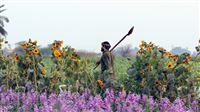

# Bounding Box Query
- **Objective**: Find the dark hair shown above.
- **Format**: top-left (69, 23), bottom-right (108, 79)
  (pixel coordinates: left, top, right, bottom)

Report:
top-left (102, 41), bottom-right (111, 50)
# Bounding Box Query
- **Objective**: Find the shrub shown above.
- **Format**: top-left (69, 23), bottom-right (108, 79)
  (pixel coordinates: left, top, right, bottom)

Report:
top-left (125, 41), bottom-right (200, 101)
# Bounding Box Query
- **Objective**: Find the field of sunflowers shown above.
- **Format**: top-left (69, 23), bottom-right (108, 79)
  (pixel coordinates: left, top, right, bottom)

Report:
top-left (0, 37), bottom-right (200, 112)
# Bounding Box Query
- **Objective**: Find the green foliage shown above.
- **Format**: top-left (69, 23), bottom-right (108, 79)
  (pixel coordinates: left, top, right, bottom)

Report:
top-left (125, 41), bottom-right (200, 101)
top-left (0, 38), bottom-right (199, 100)
top-left (16, 39), bottom-right (46, 92)
top-left (0, 37), bottom-right (19, 90)
top-left (48, 40), bottom-right (96, 93)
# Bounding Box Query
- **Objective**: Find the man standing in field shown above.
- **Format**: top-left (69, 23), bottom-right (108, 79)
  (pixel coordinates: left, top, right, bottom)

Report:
top-left (96, 41), bottom-right (116, 90)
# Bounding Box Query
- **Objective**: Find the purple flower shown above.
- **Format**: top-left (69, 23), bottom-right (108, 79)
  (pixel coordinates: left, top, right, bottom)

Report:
top-left (159, 98), bottom-right (172, 112)
top-left (169, 98), bottom-right (187, 112)
top-left (0, 89), bottom-right (198, 112)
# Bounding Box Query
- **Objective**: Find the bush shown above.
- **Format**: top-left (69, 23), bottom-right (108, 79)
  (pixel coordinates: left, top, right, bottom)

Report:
top-left (125, 41), bottom-right (200, 101)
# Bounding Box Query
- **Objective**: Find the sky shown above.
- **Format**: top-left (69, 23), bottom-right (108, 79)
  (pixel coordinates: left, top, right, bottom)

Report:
top-left (0, 0), bottom-right (199, 52)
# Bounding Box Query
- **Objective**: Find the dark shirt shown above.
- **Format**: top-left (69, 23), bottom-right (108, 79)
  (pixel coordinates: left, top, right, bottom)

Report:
top-left (100, 51), bottom-right (114, 73)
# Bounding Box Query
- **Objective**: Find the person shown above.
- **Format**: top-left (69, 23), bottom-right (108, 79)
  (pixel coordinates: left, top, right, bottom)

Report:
top-left (96, 41), bottom-right (115, 90)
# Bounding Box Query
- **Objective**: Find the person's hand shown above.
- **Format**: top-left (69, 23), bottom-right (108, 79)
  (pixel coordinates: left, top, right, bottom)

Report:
top-left (96, 60), bottom-right (100, 65)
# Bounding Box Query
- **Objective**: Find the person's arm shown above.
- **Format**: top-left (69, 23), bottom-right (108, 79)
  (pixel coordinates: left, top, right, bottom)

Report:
top-left (96, 60), bottom-right (100, 65)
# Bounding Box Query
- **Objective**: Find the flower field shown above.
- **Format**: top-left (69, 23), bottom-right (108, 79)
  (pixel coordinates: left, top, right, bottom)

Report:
top-left (0, 38), bottom-right (200, 111)
top-left (0, 89), bottom-right (199, 112)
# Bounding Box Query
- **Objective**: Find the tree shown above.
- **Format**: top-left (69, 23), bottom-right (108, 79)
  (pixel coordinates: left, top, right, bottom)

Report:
top-left (0, 4), bottom-right (9, 37)
top-left (170, 47), bottom-right (191, 55)
top-left (115, 44), bottom-right (131, 57)
top-left (39, 45), bottom-right (52, 57)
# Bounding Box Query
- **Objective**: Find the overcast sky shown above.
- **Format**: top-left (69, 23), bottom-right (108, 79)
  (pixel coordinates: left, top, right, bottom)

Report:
top-left (0, 0), bottom-right (199, 52)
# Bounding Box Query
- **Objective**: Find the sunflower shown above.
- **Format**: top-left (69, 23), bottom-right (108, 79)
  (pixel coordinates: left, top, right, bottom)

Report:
top-left (168, 52), bottom-right (173, 57)
top-left (41, 68), bottom-right (46, 76)
top-left (138, 49), bottom-right (144, 54)
top-left (32, 48), bottom-right (39, 55)
top-left (25, 43), bottom-right (30, 47)
top-left (56, 44), bottom-right (62, 49)
top-left (147, 47), bottom-right (152, 51)
top-left (172, 56), bottom-right (179, 62)
top-left (155, 80), bottom-right (161, 86)
top-left (53, 49), bottom-right (62, 58)
top-left (163, 52), bottom-right (168, 57)
top-left (139, 44), bottom-right (145, 49)
top-left (167, 63), bottom-right (173, 69)
top-left (97, 80), bottom-right (104, 88)
top-left (163, 52), bottom-right (173, 58)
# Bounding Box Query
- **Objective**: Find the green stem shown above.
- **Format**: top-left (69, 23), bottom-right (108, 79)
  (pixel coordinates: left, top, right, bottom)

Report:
top-left (33, 55), bottom-right (38, 91)
top-left (6, 64), bottom-right (9, 90)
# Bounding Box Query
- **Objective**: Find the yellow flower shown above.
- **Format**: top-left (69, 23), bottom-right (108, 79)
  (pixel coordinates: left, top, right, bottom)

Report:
top-left (138, 49), bottom-right (144, 54)
top-left (163, 52), bottom-right (168, 57)
top-left (167, 63), bottom-right (173, 69)
top-left (147, 47), bottom-right (152, 51)
top-left (139, 44), bottom-right (145, 49)
top-left (32, 48), bottom-right (39, 55)
top-left (97, 80), bottom-right (104, 88)
top-left (41, 68), bottom-right (46, 76)
top-left (172, 56), bottom-right (179, 62)
top-left (25, 43), bottom-right (30, 47)
top-left (168, 52), bottom-right (173, 57)
top-left (155, 80), bottom-right (161, 86)
top-left (54, 49), bottom-right (62, 58)
top-left (163, 52), bottom-right (173, 58)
